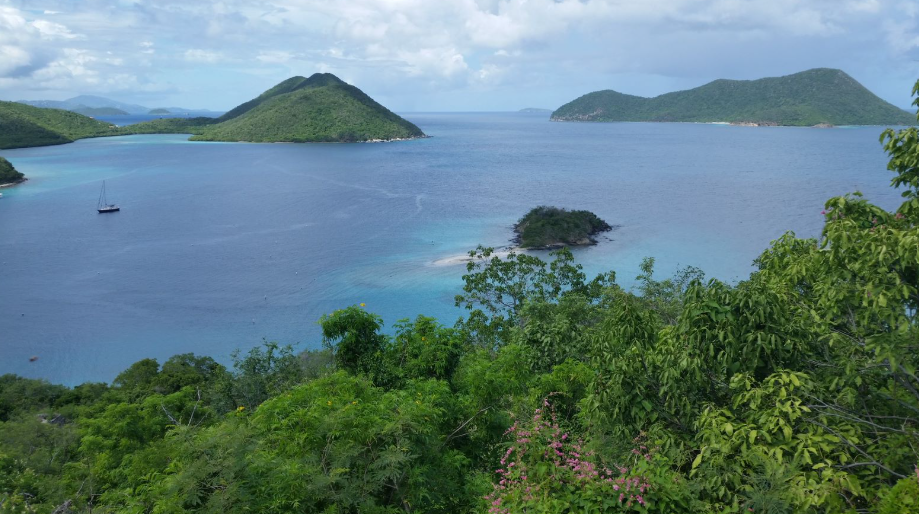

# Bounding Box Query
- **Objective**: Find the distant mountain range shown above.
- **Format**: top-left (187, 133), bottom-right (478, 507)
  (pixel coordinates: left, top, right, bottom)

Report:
top-left (551, 68), bottom-right (916, 127)
top-left (519, 108), bottom-right (552, 113)
top-left (17, 95), bottom-right (216, 116)
top-left (126, 73), bottom-right (425, 143)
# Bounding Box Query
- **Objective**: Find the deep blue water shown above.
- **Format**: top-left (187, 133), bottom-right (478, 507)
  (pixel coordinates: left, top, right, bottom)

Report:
top-left (0, 113), bottom-right (904, 385)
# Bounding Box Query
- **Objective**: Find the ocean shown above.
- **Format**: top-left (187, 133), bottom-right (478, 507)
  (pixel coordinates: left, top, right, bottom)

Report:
top-left (0, 112), bottom-right (904, 384)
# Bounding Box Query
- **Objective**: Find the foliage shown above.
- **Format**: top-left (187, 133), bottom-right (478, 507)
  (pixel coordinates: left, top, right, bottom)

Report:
top-left (320, 305), bottom-right (386, 376)
top-left (514, 206), bottom-right (613, 249)
top-left (0, 157), bottom-right (24, 185)
top-left (455, 246), bottom-right (614, 347)
top-left (552, 68), bottom-right (916, 126)
top-left (486, 399), bottom-right (693, 513)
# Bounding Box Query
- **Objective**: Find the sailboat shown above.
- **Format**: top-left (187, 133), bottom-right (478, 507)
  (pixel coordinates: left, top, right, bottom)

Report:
top-left (97, 181), bottom-right (120, 213)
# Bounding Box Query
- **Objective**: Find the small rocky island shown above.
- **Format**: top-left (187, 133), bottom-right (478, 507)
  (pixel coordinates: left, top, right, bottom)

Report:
top-left (0, 156), bottom-right (25, 186)
top-left (514, 206), bottom-right (613, 249)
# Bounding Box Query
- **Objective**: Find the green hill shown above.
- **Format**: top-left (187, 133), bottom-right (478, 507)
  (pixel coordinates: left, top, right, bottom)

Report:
top-left (0, 101), bottom-right (120, 149)
top-left (71, 106), bottom-right (129, 116)
top-left (551, 68), bottom-right (916, 126)
top-left (127, 73), bottom-right (425, 142)
top-left (148, 108), bottom-right (171, 115)
top-left (0, 156), bottom-right (24, 185)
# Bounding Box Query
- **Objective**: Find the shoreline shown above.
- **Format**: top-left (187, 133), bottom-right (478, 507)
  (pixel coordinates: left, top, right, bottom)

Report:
top-left (0, 177), bottom-right (28, 189)
top-left (430, 246), bottom-right (522, 267)
top-left (547, 119), bottom-right (890, 128)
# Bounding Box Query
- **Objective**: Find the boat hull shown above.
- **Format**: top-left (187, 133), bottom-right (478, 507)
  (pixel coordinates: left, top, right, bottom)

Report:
top-left (97, 206), bottom-right (120, 213)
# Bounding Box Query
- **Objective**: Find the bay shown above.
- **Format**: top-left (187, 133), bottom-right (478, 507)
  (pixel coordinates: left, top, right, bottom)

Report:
top-left (0, 112), bottom-right (903, 384)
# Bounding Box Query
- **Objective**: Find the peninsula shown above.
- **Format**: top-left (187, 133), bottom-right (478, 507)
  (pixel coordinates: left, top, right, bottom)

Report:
top-left (126, 73), bottom-right (425, 143)
top-left (0, 101), bottom-right (119, 149)
top-left (514, 206), bottom-right (613, 249)
top-left (71, 107), bottom-right (129, 116)
top-left (551, 68), bottom-right (916, 127)
top-left (0, 156), bottom-right (25, 186)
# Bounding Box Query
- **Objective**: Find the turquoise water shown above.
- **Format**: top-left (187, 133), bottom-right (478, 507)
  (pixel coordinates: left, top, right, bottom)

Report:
top-left (0, 113), bottom-right (903, 384)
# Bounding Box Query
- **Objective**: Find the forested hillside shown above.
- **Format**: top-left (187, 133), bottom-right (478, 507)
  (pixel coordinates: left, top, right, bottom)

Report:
top-left (0, 101), bottom-right (119, 149)
top-left (126, 73), bottom-right (425, 143)
top-left (0, 157), bottom-right (24, 185)
top-left (1, 84), bottom-right (919, 514)
top-left (552, 68), bottom-right (916, 126)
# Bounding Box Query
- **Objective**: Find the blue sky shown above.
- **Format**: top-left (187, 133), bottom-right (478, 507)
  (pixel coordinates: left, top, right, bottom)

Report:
top-left (2, 0), bottom-right (919, 112)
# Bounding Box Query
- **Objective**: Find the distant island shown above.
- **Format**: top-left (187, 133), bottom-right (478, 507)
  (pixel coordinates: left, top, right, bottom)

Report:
top-left (0, 101), bottom-right (119, 150)
top-left (519, 108), bottom-right (552, 113)
top-left (1, 73), bottom-right (425, 149)
top-left (514, 206), bottom-right (613, 249)
top-left (18, 96), bottom-right (213, 116)
top-left (148, 108), bottom-right (171, 115)
top-left (0, 156), bottom-right (25, 186)
top-left (71, 106), bottom-right (129, 116)
top-left (126, 73), bottom-right (425, 143)
top-left (551, 68), bottom-right (916, 127)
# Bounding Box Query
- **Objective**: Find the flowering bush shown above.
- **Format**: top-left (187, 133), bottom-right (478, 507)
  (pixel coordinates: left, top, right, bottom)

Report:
top-left (485, 398), bottom-right (691, 513)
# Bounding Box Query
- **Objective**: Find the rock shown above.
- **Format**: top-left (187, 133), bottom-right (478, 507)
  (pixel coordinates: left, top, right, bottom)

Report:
top-left (37, 413), bottom-right (68, 426)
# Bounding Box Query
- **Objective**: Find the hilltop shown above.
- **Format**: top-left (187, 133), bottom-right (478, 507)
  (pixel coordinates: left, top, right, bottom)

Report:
top-left (0, 156), bottom-right (24, 185)
top-left (551, 68), bottom-right (916, 126)
top-left (0, 101), bottom-right (119, 150)
top-left (127, 73), bottom-right (425, 143)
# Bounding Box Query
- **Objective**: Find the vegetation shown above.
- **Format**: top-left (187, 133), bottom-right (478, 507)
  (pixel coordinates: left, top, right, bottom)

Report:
top-left (127, 73), bottom-right (425, 143)
top-left (148, 109), bottom-right (171, 115)
top-left (69, 107), bottom-right (128, 116)
top-left (0, 157), bottom-right (24, 185)
top-left (552, 68), bottom-right (916, 126)
top-left (0, 101), bottom-right (120, 150)
top-left (2, 82), bottom-right (919, 514)
top-left (514, 206), bottom-right (613, 248)
top-left (4, 74), bottom-right (423, 149)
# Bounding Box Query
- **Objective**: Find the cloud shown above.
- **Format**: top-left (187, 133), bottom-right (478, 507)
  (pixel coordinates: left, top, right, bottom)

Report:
top-left (185, 49), bottom-right (223, 63)
top-left (0, 0), bottom-right (915, 109)
top-left (256, 50), bottom-right (293, 64)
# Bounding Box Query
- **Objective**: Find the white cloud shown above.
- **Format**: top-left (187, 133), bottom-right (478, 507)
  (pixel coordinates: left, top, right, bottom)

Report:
top-left (256, 50), bottom-right (293, 64)
top-left (0, 0), bottom-right (916, 109)
top-left (185, 49), bottom-right (223, 63)
top-left (0, 45), bottom-right (31, 75)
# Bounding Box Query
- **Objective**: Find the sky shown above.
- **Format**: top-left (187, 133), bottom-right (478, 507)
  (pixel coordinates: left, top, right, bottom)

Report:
top-left (2, 0), bottom-right (919, 112)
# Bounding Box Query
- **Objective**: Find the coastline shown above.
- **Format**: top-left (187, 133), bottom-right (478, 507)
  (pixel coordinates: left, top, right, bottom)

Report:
top-left (0, 177), bottom-right (28, 189)
top-left (431, 246), bottom-right (522, 267)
